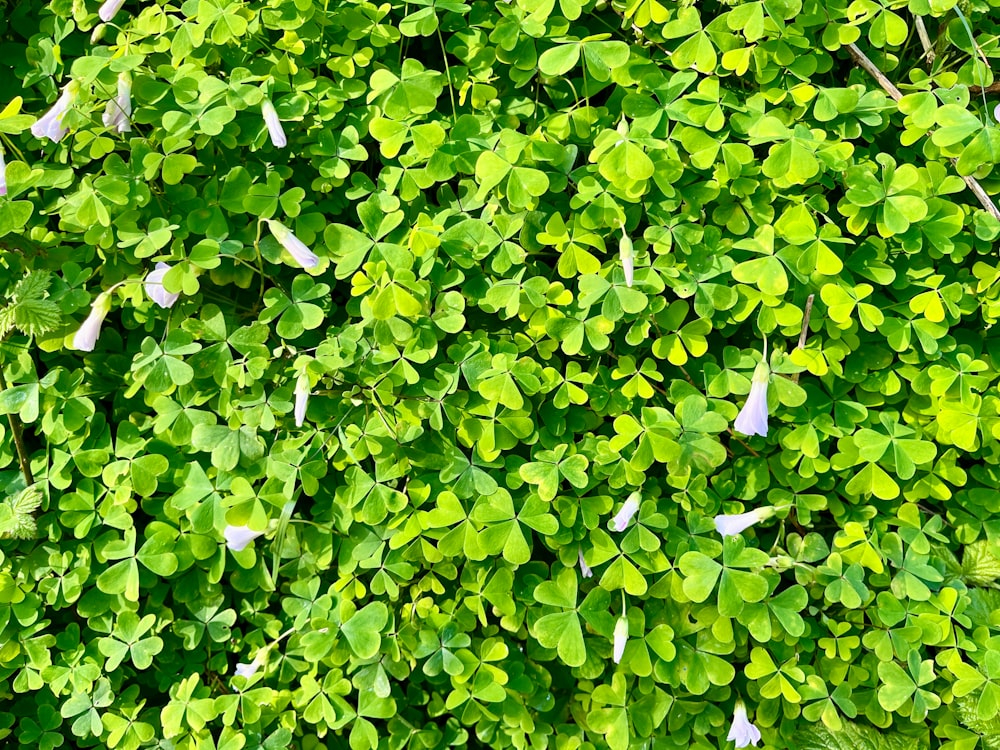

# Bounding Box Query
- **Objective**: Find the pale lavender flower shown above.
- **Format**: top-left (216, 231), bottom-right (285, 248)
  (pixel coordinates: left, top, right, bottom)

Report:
top-left (99, 0), bottom-right (127, 22)
top-left (612, 616), bottom-right (628, 664)
top-left (234, 653), bottom-right (264, 679)
top-left (294, 373), bottom-right (309, 427)
top-left (619, 227), bottom-right (633, 287)
top-left (727, 701), bottom-right (762, 748)
top-left (578, 549), bottom-right (593, 579)
top-left (71, 292), bottom-right (111, 352)
top-left (102, 73), bottom-right (132, 133)
top-left (0, 150), bottom-right (6, 197)
top-left (31, 82), bottom-right (79, 143)
top-left (224, 525), bottom-right (265, 552)
top-left (144, 262), bottom-right (180, 308)
top-left (261, 99), bottom-right (287, 148)
top-left (734, 356), bottom-right (770, 437)
top-left (265, 219), bottom-right (319, 269)
top-left (609, 492), bottom-right (641, 532)
top-left (714, 507), bottom-right (774, 538)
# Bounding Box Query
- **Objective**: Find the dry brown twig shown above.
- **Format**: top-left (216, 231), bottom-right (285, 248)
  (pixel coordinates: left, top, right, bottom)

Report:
top-left (845, 42), bottom-right (1000, 222)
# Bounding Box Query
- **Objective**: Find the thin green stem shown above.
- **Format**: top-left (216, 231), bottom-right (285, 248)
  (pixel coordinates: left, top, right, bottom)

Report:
top-left (0, 365), bottom-right (33, 486)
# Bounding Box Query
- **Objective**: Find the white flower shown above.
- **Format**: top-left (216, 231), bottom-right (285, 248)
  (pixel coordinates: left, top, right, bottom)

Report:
top-left (224, 525), bottom-right (265, 552)
top-left (71, 292), bottom-right (112, 352)
top-left (619, 227), bottom-right (633, 287)
top-left (734, 357), bottom-right (770, 437)
top-left (578, 549), bottom-right (593, 578)
top-left (144, 262), bottom-right (180, 308)
top-left (995, 102), bottom-right (1000, 126)
top-left (31, 81), bottom-right (78, 143)
top-left (612, 616), bottom-right (628, 664)
top-left (727, 701), bottom-right (762, 748)
top-left (714, 507), bottom-right (774, 538)
top-left (102, 73), bottom-right (132, 133)
top-left (98, 0), bottom-right (127, 22)
top-left (294, 372), bottom-right (309, 427)
top-left (234, 653), bottom-right (264, 679)
top-left (261, 99), bottom-right (287, 148)
top-left (265, 219), bottom-right (319, 269)
top-left (609, 491), bottom-right (641, 532)
top-left (0, 150), bottom-right (6, 197)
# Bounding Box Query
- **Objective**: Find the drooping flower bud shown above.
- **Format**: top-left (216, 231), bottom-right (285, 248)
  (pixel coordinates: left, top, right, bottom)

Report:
top-left (265, 219), bottom-right (319, 269)
top-left (31, 81), bottom-right (79, 143)
top-left (71, 292), bottom-right (112, 352)
top-left (0, 149), bottom-right (6, 197)
top-left (714, 506), bottom-right (775, 538)
top-left (294, 372), bottom-right (309, 427)
top-left (98, 0), bottom-right (127, 22)
top-left (578, 549), bottom-right (593, 579)
top-left (234, 653), bottom-right (264, 679)
top-left (224, 525), bottom-right (265, 552)
top-left (727, 701), bottom-right (762, 748)
top-left (612, 616), bottom-right (628, 664)
top-left (609, 491), bottom-right (641, 532)
top-left (261, 99), bottom-right (287, 148)
top-left (734, 343), bottom-right (770, 437)
top-left (102, 73), bottom-right (132, 133)
top-left (144, 262), bottom-right (180, 308)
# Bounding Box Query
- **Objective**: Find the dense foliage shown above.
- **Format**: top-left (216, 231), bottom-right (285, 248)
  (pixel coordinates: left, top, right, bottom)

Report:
top-left (4, 0), bottom-right (1000, 748)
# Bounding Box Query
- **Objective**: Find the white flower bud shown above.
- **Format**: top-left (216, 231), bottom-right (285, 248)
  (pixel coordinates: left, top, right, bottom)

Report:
top-left (71, 292), bottom-right (112, 352)
top-left (265, 219), bottom-right (319, 269)
top-left (612, 616), bottom-right (628, 664)
top-left (31, 82), bottom-right (79, 143)
top-left (261, 99), bottom-right (287, 148)
top-left (224, 525), bottom-right (265, 552)
top-left (102, 73), bottom-right (132, 133)
top-left (609, 492), bottom-right (641, 532)
top-left (144, 262), bottom-right (181, 308)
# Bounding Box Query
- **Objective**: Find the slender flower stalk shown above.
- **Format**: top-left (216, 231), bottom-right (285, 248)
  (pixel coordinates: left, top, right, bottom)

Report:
top-left (224, 525), bottom-right (265, 552)
top-left (727, 701), bottom-right (762, 748)
top-left (99, 0), bottom-right (127, 22)
top-left (714, 507), bottom-right (775, 538)
top-left (265, 219), bottom-right (319, 269)
top-left (612, 616), bottom-right (628, 664)
top-left (578, 549), bottom-right (593, 579)
top-left (261, 99), bottom-right (287, 148)
top-left (233, 627), bottom-right (294, 682)
top-left (0, 149), bottom-right (6, 197)
top-left (294, 372), bottom-right (309, 427)
top-left (102, 73), bottom-right (132, 133)
top-left (734, 342), bottom-right (770, 437)
top-left (619, 226), bottom-right (634, 287)
top-left (31, 81), bottom-right (79, 143)
top-left (609, 491), bottom-right (641, 532)
top-left (144, 262), bottom-right (180, 308)
top-left (71, 292), bottom-right (112, 352)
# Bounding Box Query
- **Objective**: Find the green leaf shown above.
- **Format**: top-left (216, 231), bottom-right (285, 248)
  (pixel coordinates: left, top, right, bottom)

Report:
top-left (341, 602), bottom-right (388, 659)
top-left (679, 551), bottom-right (722, 602)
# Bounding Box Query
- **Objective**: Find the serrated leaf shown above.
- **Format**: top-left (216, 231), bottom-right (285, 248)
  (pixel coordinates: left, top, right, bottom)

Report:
top-left (10, 271), bottom-right (51, 302)
top-left (962, 540), bottom-right (1000, 585)
top-left (14, 297), bottom-right (61, 335)
top-left (792, 719), bottom-right (921, 750)
top-left (0, 485), bottom-right (42, 539)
